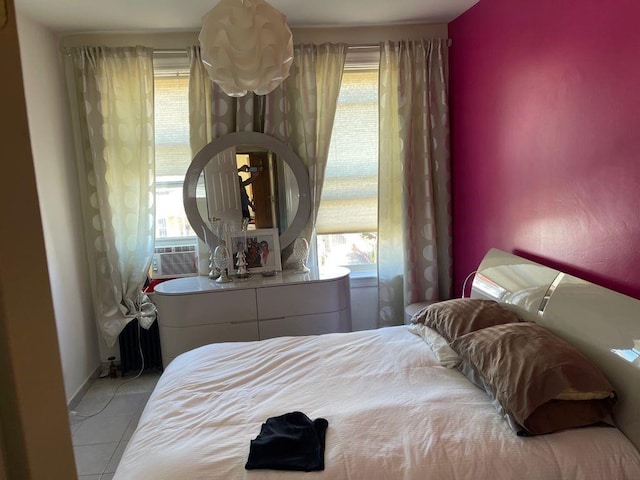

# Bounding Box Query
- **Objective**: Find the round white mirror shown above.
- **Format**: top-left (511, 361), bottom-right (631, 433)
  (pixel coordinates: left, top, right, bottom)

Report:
top-left (183, 132), bottom-right (311, 252)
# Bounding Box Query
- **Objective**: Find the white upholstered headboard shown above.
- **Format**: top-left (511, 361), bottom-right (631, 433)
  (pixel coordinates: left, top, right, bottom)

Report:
top-left (471, 248), bottom-right (640, 452)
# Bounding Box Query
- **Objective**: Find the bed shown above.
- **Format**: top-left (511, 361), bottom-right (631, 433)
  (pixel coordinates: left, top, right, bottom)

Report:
top-left (114, 249), bottom-right (640, 479)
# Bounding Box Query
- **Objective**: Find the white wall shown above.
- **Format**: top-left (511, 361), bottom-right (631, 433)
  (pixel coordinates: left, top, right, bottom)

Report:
top-left (16, 12), bottom-right (101, 404)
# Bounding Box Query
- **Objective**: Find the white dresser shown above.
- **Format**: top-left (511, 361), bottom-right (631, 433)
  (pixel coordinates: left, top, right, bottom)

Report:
top-left (153, 267), bottom-right (351, 367)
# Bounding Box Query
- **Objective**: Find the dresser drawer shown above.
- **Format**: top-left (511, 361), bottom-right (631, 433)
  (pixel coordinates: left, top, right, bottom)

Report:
top-left (159, 320), bottom-right (259, 367)
top-left (256, 276), bottom-right (350, 319)
top-left (155, 289), bottom-right (258, 327)
top-left (259, 309), bottom-right (351, 340)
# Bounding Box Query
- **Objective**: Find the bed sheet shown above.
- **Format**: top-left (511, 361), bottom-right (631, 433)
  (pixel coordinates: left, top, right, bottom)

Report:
top-left (114, 326), bottom-right (640, 480)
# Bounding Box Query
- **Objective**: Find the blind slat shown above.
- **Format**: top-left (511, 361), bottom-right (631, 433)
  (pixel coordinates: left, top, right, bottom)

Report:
top-left (154, 76), bottom-right (190, 178)
top-left (318, 69), bottom-right (378, 234)
top-left (316, 198), bottom-right (377, 234)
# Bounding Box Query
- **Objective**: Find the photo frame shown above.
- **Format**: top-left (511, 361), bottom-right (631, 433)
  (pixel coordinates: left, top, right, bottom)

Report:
top-left (226, 228), bottom-right (282, 274)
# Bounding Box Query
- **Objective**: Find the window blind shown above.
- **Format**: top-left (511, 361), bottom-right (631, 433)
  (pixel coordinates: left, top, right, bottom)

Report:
top-left (154, 75), bottom-right (190, 180)
top-left (316, 68), bottom-right (379, 235)
top-left (153, 64), bottom-right (193, 240)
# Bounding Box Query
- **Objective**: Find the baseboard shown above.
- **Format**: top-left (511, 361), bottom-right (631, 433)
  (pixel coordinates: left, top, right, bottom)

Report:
top-left (67, 365), bottom-right (102, 410)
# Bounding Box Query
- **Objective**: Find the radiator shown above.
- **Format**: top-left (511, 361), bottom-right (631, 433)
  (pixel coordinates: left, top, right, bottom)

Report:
top-left (118, 318), bottom-right (163, 375)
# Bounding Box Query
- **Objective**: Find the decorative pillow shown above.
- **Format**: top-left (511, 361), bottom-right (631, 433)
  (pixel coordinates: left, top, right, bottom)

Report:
top-left (407, 323), bottom-right (461, 368)
top-left (412, 298), bottom-right (521, 342)
top-left (450, 322), bottom-right (616, 436)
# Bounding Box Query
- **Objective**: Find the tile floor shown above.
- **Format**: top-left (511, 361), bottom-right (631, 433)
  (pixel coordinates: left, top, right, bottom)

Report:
top-left (69, 371), bottom-right (161, 479)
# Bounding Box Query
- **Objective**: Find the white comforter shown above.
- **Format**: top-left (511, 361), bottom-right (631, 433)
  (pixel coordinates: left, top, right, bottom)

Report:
top-left (114, 326), bottom-right (640, 479)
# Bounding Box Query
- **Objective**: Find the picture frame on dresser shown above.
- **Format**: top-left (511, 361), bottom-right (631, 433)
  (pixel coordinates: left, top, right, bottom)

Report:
top-left (226, 227), bottom-right (282, 273)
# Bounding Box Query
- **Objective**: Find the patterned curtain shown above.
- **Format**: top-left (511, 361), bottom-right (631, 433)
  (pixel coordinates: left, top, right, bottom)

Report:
top-left (377, 39), bottom-right (452, 327)
top-left (188, 44), bottom-right (347, 263)
top-left (68, 46), bottom-right (156, 347)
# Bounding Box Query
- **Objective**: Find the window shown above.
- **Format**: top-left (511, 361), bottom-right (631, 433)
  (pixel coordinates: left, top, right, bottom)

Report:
top-left (316, 48), bottom-right (379, 274)
top-left (152, 50), bottom-right (380, 270)
top-left (153, 55), bottom-right (193, 247)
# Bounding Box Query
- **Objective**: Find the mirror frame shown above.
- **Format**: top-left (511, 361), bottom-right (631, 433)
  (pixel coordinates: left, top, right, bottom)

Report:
top-left (183, 132), bottom-right (311, 251)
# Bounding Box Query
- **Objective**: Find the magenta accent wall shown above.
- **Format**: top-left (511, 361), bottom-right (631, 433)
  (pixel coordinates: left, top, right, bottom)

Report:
top-left (448, 0), bottom-right (640, 299)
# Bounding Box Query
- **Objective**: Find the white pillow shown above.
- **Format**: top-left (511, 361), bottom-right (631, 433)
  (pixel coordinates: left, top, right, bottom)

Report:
top-left (408, 323), bottom-right (461, 368)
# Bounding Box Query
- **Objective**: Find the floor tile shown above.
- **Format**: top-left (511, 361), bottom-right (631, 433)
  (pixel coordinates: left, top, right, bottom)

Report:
top-left (72, 413), bottom-right (135, 445)
top-left (74, 443), bottom-right (118, 476)
top-left (73, 395), bottom-right (133, 420)
top-left (81, 373), bottom-right (159, 400)
top-left (122, 416), bottom-right (139, 443)
top-left (117, 372), bottom-right (162, 394)
top-left (77, 392), bottom-right (148, 418)
top-left (70, 371), bottom-right (161, 476)
top-left (104, 440), bottom-right (128, 474)
top-left (69, 418), bottom-right (83, 435)
top-left (80, 378), bottom-right (121, 398)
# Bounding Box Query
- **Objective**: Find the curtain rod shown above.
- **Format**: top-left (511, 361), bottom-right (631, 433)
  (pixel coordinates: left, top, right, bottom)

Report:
top-left (153, 39), bottom-right (451, 56)
top-left (66, 39), bottom-right (451, 56)
top-left (152, 44), bottom-right (380, 55)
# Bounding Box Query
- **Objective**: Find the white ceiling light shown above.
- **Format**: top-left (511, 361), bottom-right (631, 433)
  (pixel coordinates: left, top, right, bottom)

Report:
top-left (198, 0), bottom-right (294, 97)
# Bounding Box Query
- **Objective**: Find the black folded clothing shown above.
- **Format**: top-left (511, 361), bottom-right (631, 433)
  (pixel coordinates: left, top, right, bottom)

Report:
top-left (245, 411), bottom-right (328, 472)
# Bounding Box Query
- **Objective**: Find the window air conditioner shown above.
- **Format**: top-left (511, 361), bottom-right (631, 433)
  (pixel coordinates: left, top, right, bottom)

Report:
top-left (151, 245), bottom-right (198, 279)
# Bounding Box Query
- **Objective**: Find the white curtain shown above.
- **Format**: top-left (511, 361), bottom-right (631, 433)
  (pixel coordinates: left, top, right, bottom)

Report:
top-left (188, 46), bottom-right (243, 245)
top-left (188, 44), bottom-right (347, 264)
top-left (67, 46), bottom-right (156, 347)
top-left (377, 39), bottom-right (452, 327)
top-left (188, 46), bottom-right (213, 159)
top-left (271, 44), bottom-right (347, 247)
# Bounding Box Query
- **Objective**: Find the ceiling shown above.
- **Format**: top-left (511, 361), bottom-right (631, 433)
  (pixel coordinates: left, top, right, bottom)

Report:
top-left (15, 0), bottom-right (478, 33)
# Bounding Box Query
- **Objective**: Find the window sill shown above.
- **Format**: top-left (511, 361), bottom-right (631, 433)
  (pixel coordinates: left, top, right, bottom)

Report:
top-left (349, 271), bottom-right (377, 288)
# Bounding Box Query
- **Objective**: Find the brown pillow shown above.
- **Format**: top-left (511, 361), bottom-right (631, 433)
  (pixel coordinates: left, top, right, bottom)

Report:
top-left (450, 322), bottom-right (616, 436)
top-left (412, 298), bottom-right (521, 342)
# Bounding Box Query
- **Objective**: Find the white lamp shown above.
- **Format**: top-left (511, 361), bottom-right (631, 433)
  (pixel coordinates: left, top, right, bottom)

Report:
top-left (198, 0), bottom-right (294, 97)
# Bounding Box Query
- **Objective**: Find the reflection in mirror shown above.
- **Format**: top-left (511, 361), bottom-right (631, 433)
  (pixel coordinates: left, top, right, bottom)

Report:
top-left (195, 146), bottom-right (300, 239)
top-left (236, 147), bottom-right (275, 228)
top-left (184, 132), bottom-right (310, 260)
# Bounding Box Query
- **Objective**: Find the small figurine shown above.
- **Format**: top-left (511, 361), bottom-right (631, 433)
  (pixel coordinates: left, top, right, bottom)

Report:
top-left (235, 247), bottom-right (250, 279)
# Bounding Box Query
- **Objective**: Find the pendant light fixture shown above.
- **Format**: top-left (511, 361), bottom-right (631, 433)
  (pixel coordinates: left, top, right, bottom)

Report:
top-left (198, 0), bottom-right (294, 97)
